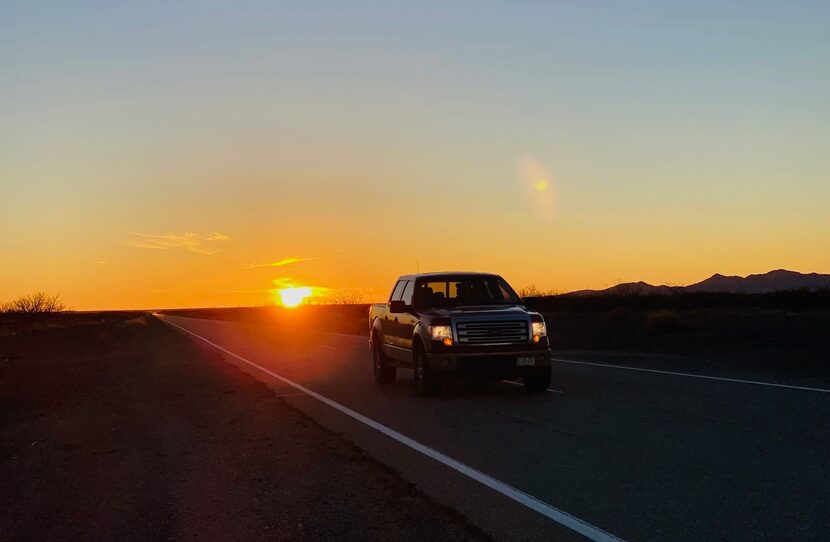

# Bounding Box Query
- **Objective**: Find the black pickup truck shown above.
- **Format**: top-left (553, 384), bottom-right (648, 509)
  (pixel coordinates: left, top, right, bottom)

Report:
top-left (369, 272), bottom-right (551, 395)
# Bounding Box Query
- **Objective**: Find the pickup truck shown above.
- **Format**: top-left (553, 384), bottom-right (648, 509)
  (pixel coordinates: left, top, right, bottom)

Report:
top-left (369, 272), bottom-right (551, 395)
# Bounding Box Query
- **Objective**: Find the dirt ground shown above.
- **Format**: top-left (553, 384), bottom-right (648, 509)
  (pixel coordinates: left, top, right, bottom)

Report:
top-left (0, 313), bottom-right (486, 542)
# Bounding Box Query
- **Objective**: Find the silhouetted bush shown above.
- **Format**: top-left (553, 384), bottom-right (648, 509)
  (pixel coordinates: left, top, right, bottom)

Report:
top-left (518, 285), bottom-right (560, 298)
top-left (0, 292), bottom-right (66, 314)
top-left (326, 291), bottom-right (368, 304)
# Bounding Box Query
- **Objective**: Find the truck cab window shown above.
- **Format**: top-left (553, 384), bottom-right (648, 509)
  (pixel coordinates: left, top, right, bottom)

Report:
top-left (390, 280), bottom-right (407, 302)
top-left (414, 276), bottom-right (520, 308)
top-left (401, 280), bottom-right (415, 306)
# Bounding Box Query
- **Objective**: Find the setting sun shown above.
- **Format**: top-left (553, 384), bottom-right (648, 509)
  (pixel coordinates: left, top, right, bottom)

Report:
top-left (277, 287), bottom-right (312, 308)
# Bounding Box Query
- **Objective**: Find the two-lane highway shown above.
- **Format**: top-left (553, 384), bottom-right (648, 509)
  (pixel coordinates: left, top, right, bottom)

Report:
top-left (158, 315), bottom-right (830, 541)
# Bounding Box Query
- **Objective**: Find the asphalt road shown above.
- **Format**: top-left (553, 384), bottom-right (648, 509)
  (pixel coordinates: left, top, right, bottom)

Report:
top-left (158, 315), bottom-right (830, 542)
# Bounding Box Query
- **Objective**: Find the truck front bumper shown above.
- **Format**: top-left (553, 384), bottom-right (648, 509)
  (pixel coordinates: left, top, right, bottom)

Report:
top-left (425, 349), bottom-right (551, 378)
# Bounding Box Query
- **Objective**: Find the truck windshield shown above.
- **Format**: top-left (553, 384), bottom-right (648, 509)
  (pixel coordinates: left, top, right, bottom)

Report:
top-left (413, 276), bottom-right (521, 308)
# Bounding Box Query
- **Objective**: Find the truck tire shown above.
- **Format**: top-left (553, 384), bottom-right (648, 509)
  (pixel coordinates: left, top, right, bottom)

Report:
top-left (372, 337), bottom-right (396, 385)
top-left (413, 342), bottom-right (441, 396)
top-left (522, 366), bottom-right (551, 392)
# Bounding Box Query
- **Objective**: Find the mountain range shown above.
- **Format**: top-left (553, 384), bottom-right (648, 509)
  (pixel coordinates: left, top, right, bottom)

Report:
top-left (566, 270), bottom-right (830, 296)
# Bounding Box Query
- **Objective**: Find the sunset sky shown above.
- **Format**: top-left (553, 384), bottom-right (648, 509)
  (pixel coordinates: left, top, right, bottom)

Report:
top-left (2, 1), bottom-right (829, 309)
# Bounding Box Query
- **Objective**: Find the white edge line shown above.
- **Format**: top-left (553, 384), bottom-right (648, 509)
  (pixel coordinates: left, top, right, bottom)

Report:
top-left (156, 314), bottom-right (624, 542)
top-left (553, 358), bottom-right (830, 394)
top-left (500, 380), bottom-right (563, 394)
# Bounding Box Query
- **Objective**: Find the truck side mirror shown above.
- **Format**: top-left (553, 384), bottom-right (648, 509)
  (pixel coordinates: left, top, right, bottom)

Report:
top-left (389, 300), bottom-right (407, 313)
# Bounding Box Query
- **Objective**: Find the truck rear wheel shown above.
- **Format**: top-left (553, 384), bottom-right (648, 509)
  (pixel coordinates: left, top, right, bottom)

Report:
top-left (522, 366), bottom-right (551, 392)
top-left (372, 337), bottom-right (396, 385)
top-left (413, 343), bottom-right (441, 396)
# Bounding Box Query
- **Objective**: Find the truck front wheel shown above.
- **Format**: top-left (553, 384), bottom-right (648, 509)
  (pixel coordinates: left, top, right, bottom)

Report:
top-left (372, 337), bottom-right (396, 385)
top-left (413, 342), bottom-right (441, 396)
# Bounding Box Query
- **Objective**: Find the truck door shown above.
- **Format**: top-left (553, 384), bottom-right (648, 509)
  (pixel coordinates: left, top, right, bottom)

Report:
top-left (383, 280), bottom-right (407, 347)
top-left (397, 280), bottom-right (418, 355)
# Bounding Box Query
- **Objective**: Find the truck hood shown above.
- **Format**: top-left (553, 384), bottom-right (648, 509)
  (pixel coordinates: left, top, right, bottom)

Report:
top-left (423, 305), bottom-right (529, 318)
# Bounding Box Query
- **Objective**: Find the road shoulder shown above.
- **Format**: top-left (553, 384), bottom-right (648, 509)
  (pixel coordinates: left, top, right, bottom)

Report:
top-left (0, 313), bottom-right (487, 541)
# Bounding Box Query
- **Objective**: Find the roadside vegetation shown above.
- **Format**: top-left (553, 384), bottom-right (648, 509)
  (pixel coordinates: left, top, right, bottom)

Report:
top-left (0, 292), bottom-right (66, 314)
top-left (517, 285), bottom-right (560, 298)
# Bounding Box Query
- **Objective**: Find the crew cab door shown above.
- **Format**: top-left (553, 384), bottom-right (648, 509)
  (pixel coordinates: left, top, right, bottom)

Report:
top-left (382, 280), bottom-right (407, 347)
top-left (397, 280), bottom-right (418, 355)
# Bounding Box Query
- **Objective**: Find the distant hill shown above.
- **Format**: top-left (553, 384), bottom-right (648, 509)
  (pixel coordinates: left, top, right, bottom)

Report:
top-left (565, 270), bottom-right (830, 296)
top-left (567, 282), bottom-right (681, 297)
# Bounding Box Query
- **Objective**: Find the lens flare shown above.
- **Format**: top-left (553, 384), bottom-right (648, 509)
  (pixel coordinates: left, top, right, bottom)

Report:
top-left (519, 156), bottom-right (557, 220)
top-left (277, 287), bottom-right (312, 308)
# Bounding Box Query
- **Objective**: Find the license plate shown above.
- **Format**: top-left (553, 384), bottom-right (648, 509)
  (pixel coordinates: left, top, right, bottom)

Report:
top-left (517, 356), bottom-right (535, 367)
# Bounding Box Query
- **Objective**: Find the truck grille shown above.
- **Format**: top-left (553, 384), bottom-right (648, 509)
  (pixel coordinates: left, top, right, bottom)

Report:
top-left (456, 320), bottom-right (529, 344)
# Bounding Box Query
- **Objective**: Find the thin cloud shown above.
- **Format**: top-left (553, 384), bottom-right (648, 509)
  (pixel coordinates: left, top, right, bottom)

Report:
top-left (271, 277), bottom-right (294, 288)
top-left (216, 288), bottom-right (271, 294)
top-left (126, 231), bottom-right (230, 255)
top-left (246, 257), bottom-right (312, 268)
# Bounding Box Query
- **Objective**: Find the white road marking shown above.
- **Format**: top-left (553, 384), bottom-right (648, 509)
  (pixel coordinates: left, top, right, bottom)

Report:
top-left (321, 345), bottom-right (337, 350)
top-left (501, 380), bottom-right (564, 394)
top-left (553, 358), bottom-right (830, 394)
top-left (157, 315), bottom-right (623, 542)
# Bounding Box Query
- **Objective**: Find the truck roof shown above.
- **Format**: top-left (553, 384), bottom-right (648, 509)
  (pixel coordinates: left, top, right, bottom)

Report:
top-left (396, 271), bottom-right (501, 281)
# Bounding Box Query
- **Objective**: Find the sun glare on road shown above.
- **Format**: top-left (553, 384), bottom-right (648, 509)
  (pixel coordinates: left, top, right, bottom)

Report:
top-left (277, 287), bottom-right (312, 308)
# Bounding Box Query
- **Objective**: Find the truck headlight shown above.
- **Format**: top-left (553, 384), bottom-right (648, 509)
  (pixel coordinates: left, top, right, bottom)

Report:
top-left (430, 325), bottom-right (453, 346)
top-left (531, 321), bottom-right (547, 343)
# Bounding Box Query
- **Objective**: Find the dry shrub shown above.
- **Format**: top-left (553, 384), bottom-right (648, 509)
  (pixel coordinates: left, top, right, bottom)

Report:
top-left (0, 292), bottom-right (66, 314)
top-left (326, 290), bottom-right (367, 305)
top-left (519, 285), bottom-right (560, 299)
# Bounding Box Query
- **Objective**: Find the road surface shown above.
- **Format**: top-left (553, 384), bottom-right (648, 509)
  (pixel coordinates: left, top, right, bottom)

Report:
top-left (158, 315), bottom-right (830, 541)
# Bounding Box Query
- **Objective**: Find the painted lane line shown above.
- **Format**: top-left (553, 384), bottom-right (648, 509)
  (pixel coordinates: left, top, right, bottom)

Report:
top-left (500, 380), bottom-right (564, 394)
top-left (553, 358), bottom-right (830, 394)
top-left (157, 315), bottom-right (623, 542)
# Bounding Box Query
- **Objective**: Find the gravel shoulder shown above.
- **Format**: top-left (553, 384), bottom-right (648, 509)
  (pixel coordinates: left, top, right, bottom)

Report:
top-left (0, 313), bottom-right (486, 541)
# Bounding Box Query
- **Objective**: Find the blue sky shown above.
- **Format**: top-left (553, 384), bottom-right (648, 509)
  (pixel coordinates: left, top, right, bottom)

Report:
top-left (2, 1), bottom-right (829, 307)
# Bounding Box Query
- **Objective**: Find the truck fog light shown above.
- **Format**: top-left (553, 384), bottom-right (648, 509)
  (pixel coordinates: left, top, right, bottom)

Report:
top-left (536, 355), bottom-right (547, 364)
top-left (441, 357), bottom-right (451, 368)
